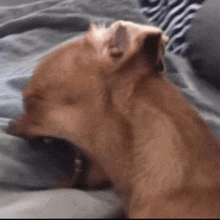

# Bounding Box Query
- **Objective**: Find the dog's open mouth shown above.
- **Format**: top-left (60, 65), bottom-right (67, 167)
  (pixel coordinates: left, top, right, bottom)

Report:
top-left (29, 137), bottom-right (87, 186)
top-left (25, 137), bottom-right (112, 190)
top-left (8, 120), bottom-right (112, 190)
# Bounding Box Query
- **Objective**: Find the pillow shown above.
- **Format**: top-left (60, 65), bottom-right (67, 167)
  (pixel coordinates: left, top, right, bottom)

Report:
top-left (138, 0), bottom-right (205, 55)
top-left (187, 0), bottom-right (220, 88)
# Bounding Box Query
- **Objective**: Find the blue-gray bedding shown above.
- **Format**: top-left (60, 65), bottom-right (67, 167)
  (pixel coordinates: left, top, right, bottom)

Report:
top-left (0, 0), bottom-right (220, 218)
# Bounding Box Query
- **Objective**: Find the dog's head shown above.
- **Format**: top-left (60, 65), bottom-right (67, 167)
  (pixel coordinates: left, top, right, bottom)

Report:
top-left (12, 21), bottom-right (168, 186)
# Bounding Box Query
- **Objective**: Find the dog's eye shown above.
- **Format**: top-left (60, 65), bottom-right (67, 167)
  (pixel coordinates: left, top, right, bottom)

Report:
top-left (64, 95), bottom-right (80, 105)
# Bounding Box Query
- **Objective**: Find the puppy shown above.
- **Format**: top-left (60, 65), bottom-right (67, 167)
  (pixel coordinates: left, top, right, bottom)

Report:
top-left (13, 20), bottom-right (220, 218)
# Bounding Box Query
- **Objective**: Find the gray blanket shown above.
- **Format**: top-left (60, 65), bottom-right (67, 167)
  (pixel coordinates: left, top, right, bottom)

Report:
top-left (0, 0), bottom-right (220, 218)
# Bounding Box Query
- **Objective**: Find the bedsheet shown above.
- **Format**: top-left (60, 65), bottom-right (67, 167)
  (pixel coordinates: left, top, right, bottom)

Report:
top-left (0, 0), bottom-right (220, 218)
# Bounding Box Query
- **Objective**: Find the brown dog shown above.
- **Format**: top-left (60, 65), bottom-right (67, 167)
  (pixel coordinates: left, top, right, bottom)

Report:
top-left (12, 20), bottom-right (220, 218)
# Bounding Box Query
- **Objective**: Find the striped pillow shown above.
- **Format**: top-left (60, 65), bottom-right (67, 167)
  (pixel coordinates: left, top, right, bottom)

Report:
top-left (139, 0), bottom-right (205, 56)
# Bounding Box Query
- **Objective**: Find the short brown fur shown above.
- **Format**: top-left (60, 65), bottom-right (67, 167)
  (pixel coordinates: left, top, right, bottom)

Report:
top-left (13, 21), bottom-right (220, 218)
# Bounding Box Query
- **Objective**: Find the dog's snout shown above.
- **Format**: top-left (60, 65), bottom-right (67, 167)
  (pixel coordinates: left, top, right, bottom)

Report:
top-left (9, 116), bottom-right (30, 139)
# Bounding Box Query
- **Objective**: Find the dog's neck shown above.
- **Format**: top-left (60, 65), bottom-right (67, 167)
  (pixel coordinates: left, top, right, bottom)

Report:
top-left (91, 69), bottom-right (220, 216)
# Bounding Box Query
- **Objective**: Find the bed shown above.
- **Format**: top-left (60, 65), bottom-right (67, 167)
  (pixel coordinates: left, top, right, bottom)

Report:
top-left (0, 0), bottom-right (220, 218)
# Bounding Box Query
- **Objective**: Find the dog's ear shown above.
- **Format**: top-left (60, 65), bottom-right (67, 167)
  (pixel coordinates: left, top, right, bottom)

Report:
top-left (108, 24), bottom-right (128, 57)
top-left (108, 21), bottom-right (168, 73)
top-left (143, 31), bottom-right (168, 72)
